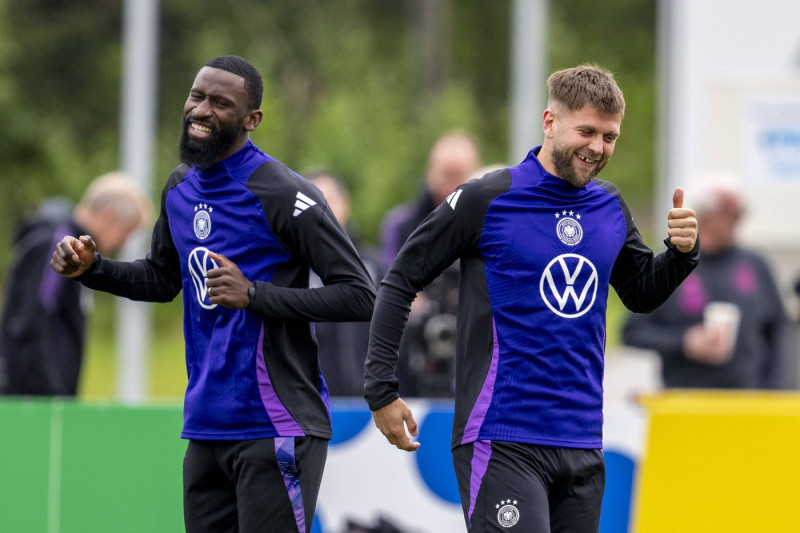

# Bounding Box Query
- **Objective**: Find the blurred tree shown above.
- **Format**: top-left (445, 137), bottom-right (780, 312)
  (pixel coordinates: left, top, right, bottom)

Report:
top-left (549, 0), bottom-right (658, 218)
top-left (0, 0), bottom-right (122, 273)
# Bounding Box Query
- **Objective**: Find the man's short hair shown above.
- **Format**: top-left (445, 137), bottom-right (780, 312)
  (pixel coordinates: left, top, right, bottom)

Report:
top-left (79, 172), bottom-right (152, 227)
top-left (688, 171), bottom-right (745, 217)
top-left (305, 168), bottom-right (351, 201)
top-left (204, 55), bottom-right (263, 110)
top-left (426, 130), bottom-right (481, 172)
top-left (547, 64), bottom-right (625, 118)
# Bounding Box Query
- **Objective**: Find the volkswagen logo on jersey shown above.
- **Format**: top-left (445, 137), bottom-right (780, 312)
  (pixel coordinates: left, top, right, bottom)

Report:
top-left (554, 210), bottom-right (583, 246)
top-left (540, 253), bottom-right (598, 318)
top-left (193, 203), bottom-right (213, 240)
top-left (188, 246), bottom-right (219, 309)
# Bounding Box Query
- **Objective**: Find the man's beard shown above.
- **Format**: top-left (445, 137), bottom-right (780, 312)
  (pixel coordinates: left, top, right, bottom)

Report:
top-left (550, 142), bottom-right (603, 188)
top-left (179, 116), bottom-right (244, 168)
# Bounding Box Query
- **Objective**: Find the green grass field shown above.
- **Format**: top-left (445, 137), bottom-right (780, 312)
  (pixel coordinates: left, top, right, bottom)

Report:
top-left (80, 292), bottom-right (187, 400)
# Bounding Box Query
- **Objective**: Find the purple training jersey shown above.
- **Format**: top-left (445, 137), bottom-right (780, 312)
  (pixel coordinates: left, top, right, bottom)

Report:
top-left (366, 148), bottom-right (698, 449)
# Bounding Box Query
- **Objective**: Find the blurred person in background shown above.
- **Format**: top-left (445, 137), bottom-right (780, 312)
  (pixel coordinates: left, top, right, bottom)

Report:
top-left (380, 130), bottom-right (481, 270)
top-left (0, 172), bottom-right (151, 396)
top-left (379, 131), bottom-right (481, 397)
top-left (307, 169), bottom-right (383, 397)
top-left (366, 64), bottom-right (699, 532)
top-left (49, 55), bottom-right (375, 533)
top-left (623, 175), bottom-right (791, 389)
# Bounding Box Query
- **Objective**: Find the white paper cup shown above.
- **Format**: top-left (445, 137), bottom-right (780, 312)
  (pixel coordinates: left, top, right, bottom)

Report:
top-left (704, 302), bottom-right (741, 352)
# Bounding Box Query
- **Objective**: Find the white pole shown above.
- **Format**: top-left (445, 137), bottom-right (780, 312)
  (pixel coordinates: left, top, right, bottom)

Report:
top-left (117, 0), bottom-right (159, 403)
top-left (510, 0), bottom-right (549, 165)
top-left (655, 0), bottom-right (677, 240)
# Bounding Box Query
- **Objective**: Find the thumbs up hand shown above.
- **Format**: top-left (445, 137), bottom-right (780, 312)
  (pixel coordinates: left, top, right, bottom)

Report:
top-left (667, 187), bottom-right (698, 253)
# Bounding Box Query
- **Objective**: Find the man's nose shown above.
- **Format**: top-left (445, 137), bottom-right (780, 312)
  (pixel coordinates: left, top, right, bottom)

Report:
top-left (588, 135), bottom-right (604, 154)
top-left (192, 98), bottom-right (212, 118)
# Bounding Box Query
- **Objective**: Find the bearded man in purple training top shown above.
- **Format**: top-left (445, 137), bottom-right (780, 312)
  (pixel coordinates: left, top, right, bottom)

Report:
top-left (50, 55), bottom-right (375, 533)
top-left (365, 64), bottom-right (699, 532)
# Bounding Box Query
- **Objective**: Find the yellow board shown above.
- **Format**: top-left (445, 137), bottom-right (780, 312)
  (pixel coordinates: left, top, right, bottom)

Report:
top-left (633, 391), bottom-right (800, 533)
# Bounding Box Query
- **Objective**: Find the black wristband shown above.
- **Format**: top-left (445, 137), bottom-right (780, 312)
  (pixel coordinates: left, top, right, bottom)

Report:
top-left (247, 283), bottom-right (256, 305)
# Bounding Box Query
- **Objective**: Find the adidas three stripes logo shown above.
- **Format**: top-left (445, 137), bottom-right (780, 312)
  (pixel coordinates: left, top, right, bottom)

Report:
top-left (293, 192), bottom-right (317, 217)
top-left (446, 189), bottom-right (463, 210)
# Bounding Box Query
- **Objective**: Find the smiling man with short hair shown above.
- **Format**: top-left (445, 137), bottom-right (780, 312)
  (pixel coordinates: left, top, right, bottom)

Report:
top-left (50, 55), bottom-right (375, 533)
top-left (365, 64), bottom-right (699, 532)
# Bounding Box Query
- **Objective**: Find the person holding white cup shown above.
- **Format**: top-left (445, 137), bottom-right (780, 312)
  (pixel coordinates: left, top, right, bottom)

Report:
top-left (681, 301), bottom-right (742, 366)
top-left (623, 174), bottom-right (790, 389)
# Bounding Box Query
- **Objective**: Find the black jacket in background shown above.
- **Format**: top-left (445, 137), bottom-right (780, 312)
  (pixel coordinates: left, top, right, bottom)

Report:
top-left (0, 199), bottom-right (87, 396)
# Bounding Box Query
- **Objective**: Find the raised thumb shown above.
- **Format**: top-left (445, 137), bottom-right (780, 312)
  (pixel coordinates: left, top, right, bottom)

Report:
top-left (672, 187), bottom-right (684, 209)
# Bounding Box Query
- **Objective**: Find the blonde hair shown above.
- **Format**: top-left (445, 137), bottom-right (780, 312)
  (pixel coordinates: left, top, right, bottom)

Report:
top-left (79, 172), bottom-right (153, 228)
top-left (426, 131), bottom-right (481, 171)
top-left (547, 64), bottom-right (626, 118)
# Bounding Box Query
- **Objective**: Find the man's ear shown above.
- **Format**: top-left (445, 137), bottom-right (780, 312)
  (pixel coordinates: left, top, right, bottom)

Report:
top-left (542, 108), bottom-right (556, 139)
top-left (245, 109), bottom-right (263, 132)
